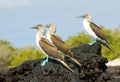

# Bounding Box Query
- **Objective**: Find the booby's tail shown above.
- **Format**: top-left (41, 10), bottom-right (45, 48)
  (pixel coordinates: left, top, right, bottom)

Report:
top-left (70, 57), bottom-right (81, 67)
top-left (65, 52), bottom-right (81, 67)
top-left (57, 59), bottom-right (75, 73)
top-left (100, 40), bottom-right (113, 52)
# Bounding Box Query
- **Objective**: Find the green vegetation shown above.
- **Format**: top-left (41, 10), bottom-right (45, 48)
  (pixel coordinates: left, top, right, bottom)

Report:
top-left (9, 46), bottom-right (45, 68)
top-left (0, 40), bottom-right (45, 68)
top-left (0, 40), bottom-right (16, 67)
top-left (0, 26), bottom-right (120, 68)
top-left (66, 32), bottom-right (91, 48)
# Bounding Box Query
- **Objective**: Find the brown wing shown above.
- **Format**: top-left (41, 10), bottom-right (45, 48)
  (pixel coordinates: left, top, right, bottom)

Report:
top-left (90, 22), bottom-right (107, 41)
top-left (51, 34), bottom-right (74, 57)
top-left (52, 34), bottom-right (65, 43)
top-left (39, 38), bottom-right (62, 60)
top-left (41, 38), bottom-right (55, 47)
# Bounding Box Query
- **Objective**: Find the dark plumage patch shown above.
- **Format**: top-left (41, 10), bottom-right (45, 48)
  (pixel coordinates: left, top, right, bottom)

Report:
top-left (89, 22), bottom-right (106, 41)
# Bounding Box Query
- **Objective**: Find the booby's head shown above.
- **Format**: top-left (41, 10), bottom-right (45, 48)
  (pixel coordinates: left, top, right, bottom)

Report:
top-left (31, 24), bottom-right (44, 30)
top-left (76, 13), bottom-right (92, 22)
top-left (31, 24), bottom-right (46, 36)
top-left (46, 23), bottom-right (56, 28)
top-left (46, 23), bottom-right (56, 33)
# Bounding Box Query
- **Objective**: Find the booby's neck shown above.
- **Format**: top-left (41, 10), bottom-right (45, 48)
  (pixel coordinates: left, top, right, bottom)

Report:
top-left (38, 28), bottom-right (46, 38)
top-left (84, 17), bottom-right (92, 23)
top-left (36, 28), bottom-right (46, 48)
top-left (47, 26), bottom-right (56, 43)
top-left (49, 26), bottom-right (56, 34)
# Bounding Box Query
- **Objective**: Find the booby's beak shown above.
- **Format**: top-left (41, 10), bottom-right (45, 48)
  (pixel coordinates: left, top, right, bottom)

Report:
top-left (45, 24), bottom-right (49, 28)
top-left (30, 26), bottom-right (38, 29)
top-left (76, 14), bottom-right (85, 18)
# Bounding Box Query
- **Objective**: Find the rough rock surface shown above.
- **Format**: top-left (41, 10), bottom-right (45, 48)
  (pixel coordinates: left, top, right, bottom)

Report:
top-left (0, 42), bottom-right (120, 82)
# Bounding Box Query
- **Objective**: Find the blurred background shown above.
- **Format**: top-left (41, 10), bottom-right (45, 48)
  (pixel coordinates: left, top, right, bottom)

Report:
top-left (0, 0), bottom-right (120, 73)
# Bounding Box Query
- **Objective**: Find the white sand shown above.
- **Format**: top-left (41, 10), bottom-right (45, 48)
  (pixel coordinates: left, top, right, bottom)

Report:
top-left (106, 59), bottom-right (120, 66)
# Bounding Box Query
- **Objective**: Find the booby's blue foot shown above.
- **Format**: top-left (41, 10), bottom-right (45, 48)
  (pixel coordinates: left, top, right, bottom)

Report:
top-left (88, 38), bottom-right (96, 46)
top-left (41, 57), bottom-right (49, 66)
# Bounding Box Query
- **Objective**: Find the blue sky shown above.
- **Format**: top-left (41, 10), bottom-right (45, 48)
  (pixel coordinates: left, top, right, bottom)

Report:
top-left (0, 0), bottom-right (120, 48)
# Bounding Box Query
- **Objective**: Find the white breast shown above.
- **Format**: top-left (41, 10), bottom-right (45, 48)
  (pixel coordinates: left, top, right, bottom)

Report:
top-left (36, 32), bottom-right (48, 56)
top-left (47, 31), bottom-right (53, 43)
top-left (36, 32), bottom-right (41, 48)
top-left (83, 19), bottom-right (98, 39)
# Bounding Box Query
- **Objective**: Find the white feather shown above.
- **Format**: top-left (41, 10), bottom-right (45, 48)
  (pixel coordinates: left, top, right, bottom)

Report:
top-left (47, 31), bottom-right (53, 44)
top-left (83, 19), bottom-right (98, 39)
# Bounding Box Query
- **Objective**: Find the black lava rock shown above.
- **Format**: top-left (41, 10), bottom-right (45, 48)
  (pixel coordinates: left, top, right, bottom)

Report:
top-left (0, 42), bottom-right (119, 82)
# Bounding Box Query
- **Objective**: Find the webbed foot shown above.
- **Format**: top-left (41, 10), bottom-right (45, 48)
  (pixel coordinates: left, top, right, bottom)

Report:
top-left (41, 56), bottom-right (49, 66)
top-left (88, 38), bottom-right (96, 46)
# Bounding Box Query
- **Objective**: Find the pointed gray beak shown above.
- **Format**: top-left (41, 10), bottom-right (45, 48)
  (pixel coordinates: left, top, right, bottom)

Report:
top-left (45, 24), bottom-right (49, 28)
top-left (30, 26), bottom-right (38, 29)
top-left (76, 15), bottom-right (85, 18)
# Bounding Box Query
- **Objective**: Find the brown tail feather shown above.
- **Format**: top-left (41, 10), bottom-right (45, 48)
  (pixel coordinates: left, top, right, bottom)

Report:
top-left (100, 40), bottom-right (113, 52)
top-left (70, 57), bottom-right (81, 66)
top-left (58, 59), bottom-right (75, 73)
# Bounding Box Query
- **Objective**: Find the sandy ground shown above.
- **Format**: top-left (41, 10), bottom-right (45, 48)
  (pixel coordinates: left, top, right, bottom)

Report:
top-left (106, 59), bottom-right (120, 66)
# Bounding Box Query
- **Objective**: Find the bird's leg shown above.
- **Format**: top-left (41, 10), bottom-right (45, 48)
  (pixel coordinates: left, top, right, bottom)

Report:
top-left (88, 38), bottom-right (96, 45)
top-left (41, 56), bottom-right (49, 66)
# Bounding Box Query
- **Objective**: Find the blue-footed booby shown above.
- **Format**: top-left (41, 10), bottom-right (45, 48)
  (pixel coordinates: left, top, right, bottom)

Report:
top-left (77, 14), bottom-right (113, 51)
top-left (31, 24), bottom-right (74, 73)
top-left (46, 23), bottom-right (81, 66)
